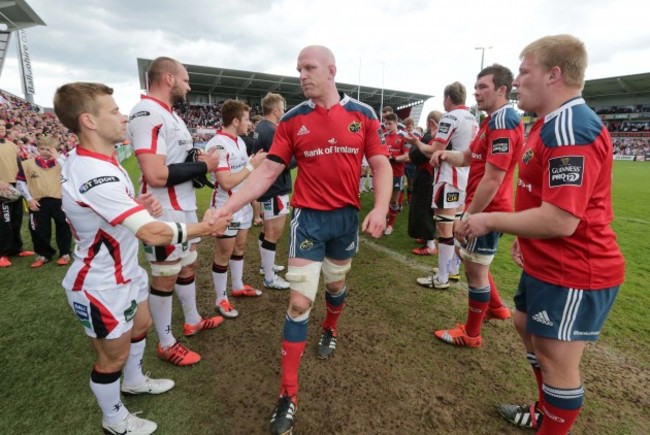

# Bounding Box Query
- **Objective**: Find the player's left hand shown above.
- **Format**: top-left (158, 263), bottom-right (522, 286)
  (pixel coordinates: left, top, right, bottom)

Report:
top-left (362, 208), bottom-right (387, 238)
top-left (136, 193), bottom-right (163, 217)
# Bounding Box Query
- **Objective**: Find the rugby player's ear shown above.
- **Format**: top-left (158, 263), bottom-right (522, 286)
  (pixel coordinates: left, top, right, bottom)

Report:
top-left (548, 66), bottom-right (561, 85)
top-left (328, 64), bottom-right (337, 79)
top-left (79, 113), bottom-right (96, 131)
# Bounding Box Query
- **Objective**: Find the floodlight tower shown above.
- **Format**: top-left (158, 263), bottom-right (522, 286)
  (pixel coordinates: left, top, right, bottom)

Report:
top-left (474, 46), bottom-right (493, 120)
top-left (0, 0), bottom-right (46, 102)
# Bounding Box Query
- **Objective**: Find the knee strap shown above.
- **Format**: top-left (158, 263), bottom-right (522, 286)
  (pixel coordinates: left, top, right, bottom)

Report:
top-left (322, 258), bottom-right (351, 284)
top-left (284, 262), bottom-right (322, 302)
top-left (150, 261), bottom-right (182, 277)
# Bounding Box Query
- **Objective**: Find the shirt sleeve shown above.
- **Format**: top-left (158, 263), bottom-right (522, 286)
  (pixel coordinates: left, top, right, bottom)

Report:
top-left (268, 120), bottom-right (294, 166)
top-left (486, 127), bottom-right (518, 172)
top-left (540, 141), bottom-right (603, 218)
top-left (363, 117), bottom-right (389, 159)
top-left (129, 110), bottom-right (167, 157)
top-left (434, 115), bottom-right (457, 146)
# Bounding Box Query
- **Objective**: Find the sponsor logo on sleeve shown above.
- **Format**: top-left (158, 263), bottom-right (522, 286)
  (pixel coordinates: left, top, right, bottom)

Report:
top-left (438, 122), bottom-right (451, 135)
top-left (129, 110), bottom-right (150, 121)
top-left (548, 156), bottom-right (584, 188)
top-left (491, 138), bottom-right (510, 154)
top-left (79, 176), bottom-right (120, 193)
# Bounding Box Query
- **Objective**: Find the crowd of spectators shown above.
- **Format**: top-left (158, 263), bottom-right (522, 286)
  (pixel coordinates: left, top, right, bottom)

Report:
top-left (1, 89), bottom-right (78, 158)
top-left (613, 137), bottom-right (650, 156)
top-left (594, 104), bottom-right (650, 114)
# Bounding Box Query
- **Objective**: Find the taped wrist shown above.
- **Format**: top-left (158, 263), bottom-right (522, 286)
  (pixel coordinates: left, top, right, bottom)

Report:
top-left (166, 161), bottom-right (208, 187)
top-left (164, 221), bottom-right (188, 244)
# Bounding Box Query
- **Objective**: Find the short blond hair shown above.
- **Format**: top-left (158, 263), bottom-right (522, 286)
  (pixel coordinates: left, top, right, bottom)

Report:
top-left (520, 34), bottom-right (587, 89)
top-left (444, 82), bottom-right (466, 105)
top-left (261, 93), bottom-right (285, 115)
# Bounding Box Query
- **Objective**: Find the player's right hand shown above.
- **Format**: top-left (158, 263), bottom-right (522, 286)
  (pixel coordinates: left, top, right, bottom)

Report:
top-left (203, 208), bottom-right (232, 237)
top-left (199, 147), bottom-right (221, 172)
top-left (250, 151), bottom-right (268, 168)
top-left (28, 199), bottom-right (40, 212)
top-left (430, 150), bottom-right (447, 167)
top-left (510, 238), bottom-right (524, 268)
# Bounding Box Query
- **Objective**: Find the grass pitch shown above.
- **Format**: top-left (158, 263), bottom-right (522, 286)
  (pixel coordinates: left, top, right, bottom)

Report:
top-left (0, 159), bottom-right (647, 434)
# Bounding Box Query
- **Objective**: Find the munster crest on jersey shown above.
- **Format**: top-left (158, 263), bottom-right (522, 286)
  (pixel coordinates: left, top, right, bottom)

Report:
top-left (348, 121), bottom-right (361, 133)
top-left (522, 148), bottom-right (534, 164)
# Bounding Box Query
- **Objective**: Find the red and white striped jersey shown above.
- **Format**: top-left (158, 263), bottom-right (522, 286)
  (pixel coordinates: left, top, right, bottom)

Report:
top-left (127, 95), bottom-right (196, 211)
top-left (433, 106), bottom-right (479, 189)
top-left (61, 147), bottom-right (148, 292)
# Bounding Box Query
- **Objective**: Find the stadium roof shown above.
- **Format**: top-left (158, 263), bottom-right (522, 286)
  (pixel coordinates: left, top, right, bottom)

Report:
top-left (0, 0), bottom-right (46, 32)
top-left (136, 58), bottom-right (433, 112)
top-left (583, 72), bottom-right (650, 100)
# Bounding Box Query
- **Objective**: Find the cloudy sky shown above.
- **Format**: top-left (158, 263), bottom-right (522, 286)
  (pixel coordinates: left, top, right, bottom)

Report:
top-left (2, 0), bottom-right (649, 125)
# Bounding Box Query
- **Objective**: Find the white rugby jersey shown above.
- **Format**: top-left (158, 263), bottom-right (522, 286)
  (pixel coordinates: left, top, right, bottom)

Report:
top-left (433, 106), bottom-right (479, 189)
top-left (61, 147), bottom-right (148, 291)
top-left (205, 131), bottom-right (249, 208)
top-left (127, 95), bottom-right (196, 211)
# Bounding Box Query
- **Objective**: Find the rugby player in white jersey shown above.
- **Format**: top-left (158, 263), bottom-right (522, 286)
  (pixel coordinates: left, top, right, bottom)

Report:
top-left (406, 82), bottom-right (479, 289)
top-left (128, 57), bottom-right (223, 366)
top-left (55, 82), bottom-right (230, 434)
top-left (205, 99), bottom-right (267, 318)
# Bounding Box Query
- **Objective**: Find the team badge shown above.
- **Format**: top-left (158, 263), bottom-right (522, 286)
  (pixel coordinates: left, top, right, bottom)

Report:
top-left (479, 132), bottom-right (486, 141)
top-left (522, 148), bottom-right (534, 164)
top-left (348, 121), bottom-right (361, 133)
top-left (300, 239), bottom-right (314, 251)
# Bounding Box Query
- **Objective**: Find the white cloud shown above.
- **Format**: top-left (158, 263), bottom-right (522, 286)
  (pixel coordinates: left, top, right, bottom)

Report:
top-left (1, 0), bottom-right (648, 126)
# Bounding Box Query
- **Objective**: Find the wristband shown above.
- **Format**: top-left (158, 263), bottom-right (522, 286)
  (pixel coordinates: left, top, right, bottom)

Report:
top-left (165, 221), bottom-right (188, 244)
top-left (460, 211), bottom-right (471, 222)
top-left (246, 162), bottom-right (254, 172)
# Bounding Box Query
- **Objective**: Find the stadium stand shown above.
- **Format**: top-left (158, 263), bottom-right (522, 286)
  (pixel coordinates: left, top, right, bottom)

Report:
top-left (1, 88), bottom-right (132, 161)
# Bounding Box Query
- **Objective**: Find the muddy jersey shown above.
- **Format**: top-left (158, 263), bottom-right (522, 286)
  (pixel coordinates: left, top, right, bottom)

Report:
top-left (516, 97), bottom-right (624, 289)
top-left (205, 131), bottom-right (249, 208)
top-left (127, 95), bottom-right (195, 211)
top-left (61, 147), bottom-right (147, 292)
top-left (433, 106), bottom-right (479, 189)
top-left (385, 132), bottom-right (407, 177)
top-left (269, 94), bottom-right (388, 211)
top-left (466, 104), bottom-right (524, 212)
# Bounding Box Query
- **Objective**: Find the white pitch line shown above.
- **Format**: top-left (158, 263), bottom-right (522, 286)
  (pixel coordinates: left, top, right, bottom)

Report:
top-left (359, 237), bottom-right (432, 273)
top-left (616, 216), bottom-right (650, 225)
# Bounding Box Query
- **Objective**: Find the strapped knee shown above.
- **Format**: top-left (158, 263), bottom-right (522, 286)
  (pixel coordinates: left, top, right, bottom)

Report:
top-left (322, 258), bottom-right (351, 285)
top-left (284, 262), bottom-right (322, 302)
top-left (150, 261), bottom-right (182, 277)
top-left (434, 214), bottom-right (455, 224)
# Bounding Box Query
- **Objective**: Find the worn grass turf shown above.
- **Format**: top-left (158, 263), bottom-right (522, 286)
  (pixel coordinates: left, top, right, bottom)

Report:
top-left (0, 159), bottom-right (647, 434)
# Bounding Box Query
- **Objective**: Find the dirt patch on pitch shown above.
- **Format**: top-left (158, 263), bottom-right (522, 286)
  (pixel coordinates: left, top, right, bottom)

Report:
top-left (182, 233), bottom-right (649, 435)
